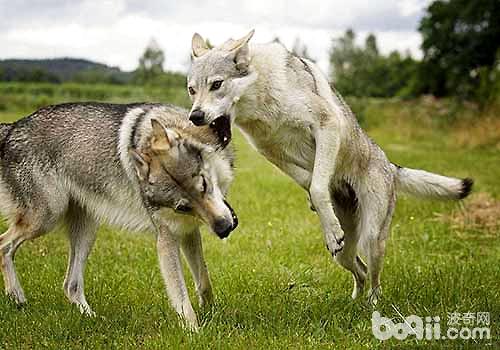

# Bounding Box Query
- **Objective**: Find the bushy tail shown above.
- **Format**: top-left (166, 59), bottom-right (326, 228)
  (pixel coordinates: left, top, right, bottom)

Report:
top-left (394, 165), bottom-right (473, 200)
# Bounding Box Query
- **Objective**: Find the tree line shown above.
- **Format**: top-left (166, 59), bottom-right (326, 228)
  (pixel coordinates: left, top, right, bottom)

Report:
top-left (330, 0), bottom-right (499, 103)
top-left (1, 0), bottom-right (498, 102)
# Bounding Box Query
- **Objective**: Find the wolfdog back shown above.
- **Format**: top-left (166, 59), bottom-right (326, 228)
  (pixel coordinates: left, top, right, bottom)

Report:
top-left (0, 102), bottom-right (159, 231)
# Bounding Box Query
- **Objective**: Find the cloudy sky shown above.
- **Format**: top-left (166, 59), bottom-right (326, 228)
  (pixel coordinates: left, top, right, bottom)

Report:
top-left (0, 0), bottom-right (432, 74)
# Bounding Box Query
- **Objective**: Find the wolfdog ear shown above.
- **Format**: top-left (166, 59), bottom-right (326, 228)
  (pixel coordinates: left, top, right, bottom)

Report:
top-left (192, 33), bottom-right (209, 58)
top-left (129, 148), bottom-right (150, 181)
top-left (150, 119), bottom-right (179, 152)
top-left (227, 29), bottom-right (255, 72)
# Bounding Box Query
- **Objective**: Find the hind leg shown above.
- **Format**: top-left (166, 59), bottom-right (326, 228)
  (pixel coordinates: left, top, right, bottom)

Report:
top-left (331, 198), bottom-right (367, 299)
top-left (63, 202), bottom-right (98, 316)
top-left (365, 238), bottom-right (385, 305)
top-left (359, 185), bottom-right (395, 306)
top-left (335, 244), bottom-right (367, 300)
top-left (0, 212), bottom-right (55, 304)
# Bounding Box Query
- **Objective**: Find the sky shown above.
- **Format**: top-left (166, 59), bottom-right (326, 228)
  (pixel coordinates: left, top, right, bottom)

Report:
top-left (0, 0), bottom-right (432, 75)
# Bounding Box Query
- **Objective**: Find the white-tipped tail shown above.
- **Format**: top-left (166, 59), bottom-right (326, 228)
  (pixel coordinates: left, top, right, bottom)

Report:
top-left (395, 165), bottom-right (473, 200)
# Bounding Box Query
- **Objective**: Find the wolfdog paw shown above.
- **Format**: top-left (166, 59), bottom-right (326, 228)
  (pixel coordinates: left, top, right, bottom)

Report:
top-left (326, 234), bottom-right (345, 256)
top-left (77, 303), bottom-right (96, 317)
top-left (6, 288), bottom-right (27, 305)
top-left (368, 286), bottom-right (382, 306)
top-left (182, 317), bottom-right (200, 333)
top-left (351, 280), bottom-right (365, 300)
top-left (199, 288), bottom-right (214, 308)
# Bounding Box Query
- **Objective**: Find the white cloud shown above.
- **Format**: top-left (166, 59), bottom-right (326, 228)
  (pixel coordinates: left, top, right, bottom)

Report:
top-left (398, 0), bottom-right (433, 17)
top-left (0, 0), bottom-right (429, 74)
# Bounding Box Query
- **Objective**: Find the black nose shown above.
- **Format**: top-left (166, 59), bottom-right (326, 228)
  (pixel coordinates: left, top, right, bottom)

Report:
top-left (213, 218), bottom-right (233, 239)
top-left (189, 109), bottom-right (206, 126)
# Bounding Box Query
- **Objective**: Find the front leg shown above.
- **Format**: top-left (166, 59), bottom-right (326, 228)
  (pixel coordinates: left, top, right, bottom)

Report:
top-left (153, 216), bottom-right (198, 331)
top-left (309, 126), bottom-right (345, 255)
top-left (280, 162), bottom-right (312, 190)
top-left (180, 228), bottom-right (213, 308)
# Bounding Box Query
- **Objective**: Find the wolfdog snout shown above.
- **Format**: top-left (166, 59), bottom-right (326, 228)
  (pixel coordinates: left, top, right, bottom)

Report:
top-left (189, 109), bottom-right (206, 126)
top-left (213, 200), bottom-right (238, 239)
top-left (213, 218), bottom-right (233, 238)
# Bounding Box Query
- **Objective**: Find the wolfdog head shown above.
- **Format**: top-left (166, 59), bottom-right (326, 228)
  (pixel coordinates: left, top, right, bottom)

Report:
top-left (187, 30), bottom-right (257, 143)
top-left (130, 119), bottom-right (237, 238)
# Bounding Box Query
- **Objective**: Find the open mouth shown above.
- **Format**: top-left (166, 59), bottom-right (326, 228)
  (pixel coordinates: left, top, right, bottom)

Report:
top-left (209, 115), bottom-right (232, 148)
top-left (214, 200), bottom-right (238, 239)
top-left (224, 199), bottom-right (238, 231)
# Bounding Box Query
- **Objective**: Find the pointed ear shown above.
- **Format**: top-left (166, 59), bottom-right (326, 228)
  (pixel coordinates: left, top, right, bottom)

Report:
top-left (226, 29), bottom-right (254, 72)
top-left (192, 33), bottom-right (209, 58)
top-left (129, 148), bottom-right (150, 181)
top-left (150, 119), bottom-right (179, 152)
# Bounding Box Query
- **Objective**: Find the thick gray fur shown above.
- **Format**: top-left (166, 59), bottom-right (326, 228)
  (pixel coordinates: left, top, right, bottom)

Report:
top-left (0, 102), bottom-right (236, 330)
top-left (188, 31), bottom-right (473, 305)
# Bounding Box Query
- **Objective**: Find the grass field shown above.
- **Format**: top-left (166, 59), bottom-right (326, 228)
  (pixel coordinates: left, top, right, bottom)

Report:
top-left (0, 83), bottom-right (498, 349)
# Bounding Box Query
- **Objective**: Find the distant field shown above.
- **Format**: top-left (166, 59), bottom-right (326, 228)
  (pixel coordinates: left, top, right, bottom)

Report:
top-left (0, 83), bottom-right (498, 349)
top-left (0, 82), bottom-right (190, 119)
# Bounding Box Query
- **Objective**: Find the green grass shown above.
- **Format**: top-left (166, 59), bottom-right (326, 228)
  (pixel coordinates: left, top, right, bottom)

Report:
top-left (0, 82), bottom-right (190, 118)
top-left (0, 83), bottom-right (498, 349)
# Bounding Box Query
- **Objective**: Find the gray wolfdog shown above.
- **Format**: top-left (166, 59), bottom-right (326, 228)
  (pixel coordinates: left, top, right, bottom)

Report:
top-left (0, 102), bottom-right (237, 330)
top-left (186, 30), bottom-right (473, 305)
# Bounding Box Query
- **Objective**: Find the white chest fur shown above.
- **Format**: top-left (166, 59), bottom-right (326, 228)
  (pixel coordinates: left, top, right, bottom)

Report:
top-left (236, 110), bottom-right (316, 174)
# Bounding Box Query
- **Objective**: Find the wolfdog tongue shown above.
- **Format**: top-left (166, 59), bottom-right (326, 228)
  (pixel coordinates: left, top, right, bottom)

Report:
top-left (209, 115), bottom-right (231, 148)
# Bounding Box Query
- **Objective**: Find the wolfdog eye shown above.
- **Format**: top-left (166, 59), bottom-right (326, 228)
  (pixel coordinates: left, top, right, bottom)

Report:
top-left (188, 87), bottom-right (196, 95)
top-left (210, 80), bottom-right (223, 91)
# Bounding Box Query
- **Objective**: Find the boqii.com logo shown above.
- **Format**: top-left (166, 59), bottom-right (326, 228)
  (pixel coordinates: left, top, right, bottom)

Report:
top-left (372, 311), bottom-right (491, 341)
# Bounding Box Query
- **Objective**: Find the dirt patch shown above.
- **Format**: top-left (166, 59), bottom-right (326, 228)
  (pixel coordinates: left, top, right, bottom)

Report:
top-left (435, 192), bottom-right (500, 235)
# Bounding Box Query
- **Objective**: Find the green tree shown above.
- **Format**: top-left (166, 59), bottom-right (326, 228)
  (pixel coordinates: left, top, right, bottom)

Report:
top-left (134, 39), bottom-right (165, 84)
top-left (329, 30), bottom-right (419, 97)
top-left (365, 34), bottom-right (378, 57)
top-left (329, 29), bottom-right (361, 95)
top-left (419, 0), bottom-right (500, 99)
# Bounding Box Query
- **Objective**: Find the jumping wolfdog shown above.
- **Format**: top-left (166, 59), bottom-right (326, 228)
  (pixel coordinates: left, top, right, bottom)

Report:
top-left (186, 30), bottom-right (473, 305)
top-left (0, 102), bottom-right (237, 330)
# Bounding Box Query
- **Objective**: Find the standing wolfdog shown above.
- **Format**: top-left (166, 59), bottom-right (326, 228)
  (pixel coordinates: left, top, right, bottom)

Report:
top-left (0, 102), bottom-right (237, 330)
top-left (186, 30), bottom-right (473, 304)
